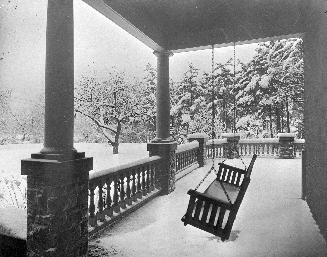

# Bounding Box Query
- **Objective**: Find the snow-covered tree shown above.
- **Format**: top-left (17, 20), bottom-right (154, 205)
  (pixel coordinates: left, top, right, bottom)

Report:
top-left (75, 71), bottom-right (141, 154)
top-left (236, 38), bottom-right (303, 137)
top-left (139, 63), bottom-right (157, 141)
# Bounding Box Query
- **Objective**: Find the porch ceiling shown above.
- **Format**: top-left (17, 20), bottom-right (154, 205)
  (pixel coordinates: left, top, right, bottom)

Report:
top-left (83, 0), bottom-right (306, 52)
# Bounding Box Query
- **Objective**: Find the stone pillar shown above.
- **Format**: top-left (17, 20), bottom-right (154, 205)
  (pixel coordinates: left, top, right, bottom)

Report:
top-left (187, 133), bottom-right (208, 167)
top-left (153, 50), bottom-right (173, 142)
top-left (41, 0), bottom-right (75, 155)
top-left (147, 142), bottom-right (177, 195)
top-left (21, 1), bottom-right (93, 256)
top-left (278, 133), bottom-right (295, 159)
top-left (221, 133), bottom-right (240, 159)
top-left (21, 155), bottom-right (92, 257)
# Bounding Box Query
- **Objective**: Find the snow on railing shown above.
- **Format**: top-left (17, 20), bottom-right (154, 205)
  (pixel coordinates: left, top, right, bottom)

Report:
top-left (88, 155), bottom-right (162, 235)
top-left (205, 137), bottom-right (305, 158)
top-left (176, 141), bottom-right (199, 174)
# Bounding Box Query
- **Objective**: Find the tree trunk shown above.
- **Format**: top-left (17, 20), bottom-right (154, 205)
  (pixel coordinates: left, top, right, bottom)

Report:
top-left (280, 103), bottom-right (284, 133)
top-left (112, 143), bottom-right (119, 154)
top-left (269, 105), bottom-right (273, 138)
top-left (275, 106), bottom-right (281, 133)
top-left (112, 121), bottom-right (122, 154)
top-left (286, 97), bottom-right (290, 133)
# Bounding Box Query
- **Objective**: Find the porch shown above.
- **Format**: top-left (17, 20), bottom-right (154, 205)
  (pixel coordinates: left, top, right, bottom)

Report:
top-left (2, 0), bottom-right (327, 256)
top-left (90, 158), bottom-right (327, 257)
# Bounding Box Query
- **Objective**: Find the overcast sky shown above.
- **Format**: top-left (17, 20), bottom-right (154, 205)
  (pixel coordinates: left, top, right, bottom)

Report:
top-left (0, 0), bottom-right (258, 104)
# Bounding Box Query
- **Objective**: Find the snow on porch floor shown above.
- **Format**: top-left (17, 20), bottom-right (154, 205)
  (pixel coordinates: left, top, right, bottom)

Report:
top-left (92, 158), bottom-right (327, 257)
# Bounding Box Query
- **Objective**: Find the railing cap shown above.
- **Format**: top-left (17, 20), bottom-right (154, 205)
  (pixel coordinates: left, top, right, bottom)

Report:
top-left (89, 155), bottom-right (162, 181)
top-left (187, 133), bottom-right (208, 139)
top-left (239, 138), bottom-right (279, 143)
top-left (176, 141), bottom-right (199, 153)
top-left (277, 133), bottom-right (296, 138)
top-left (221, 133), bottom-right (241, 138)
top-left (206, 138), bottom-right (228, 145)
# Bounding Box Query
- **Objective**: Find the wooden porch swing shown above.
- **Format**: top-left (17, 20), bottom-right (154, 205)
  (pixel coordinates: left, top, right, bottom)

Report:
top-left (181, 44), bottom-right (257, 241)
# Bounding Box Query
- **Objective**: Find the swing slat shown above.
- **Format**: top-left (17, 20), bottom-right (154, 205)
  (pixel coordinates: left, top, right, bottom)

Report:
top-left (217, 208), bottom-right (226, 227)
top-left (208, 204), bottom-right (218, 226)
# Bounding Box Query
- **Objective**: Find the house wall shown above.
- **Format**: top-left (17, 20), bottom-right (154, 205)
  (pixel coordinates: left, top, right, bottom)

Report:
top-left (303, 0), bottom-right (327, 242)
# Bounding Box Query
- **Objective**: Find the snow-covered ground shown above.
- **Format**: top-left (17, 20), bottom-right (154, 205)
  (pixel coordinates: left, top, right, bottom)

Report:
top-left (0, 143), bottom-right (148, 177)
top-left (0, 143), bottom-right (148, 237)
top-left (1, 145), bottom-right (326, 256)
top-left (92, 158), bottom-right (327, 257)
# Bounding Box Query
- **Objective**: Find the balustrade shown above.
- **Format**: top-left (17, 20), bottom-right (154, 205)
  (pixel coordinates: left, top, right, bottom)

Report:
top-left (176, 141), bottom-right (199, 174)
top-left (206, 137), bottom-right (305, 158)
top-left (206, 139), bottom-right (226, 159)
top-left (88, 156), bottom-right (162, 234)
top-left (87, 136), bottom-right (305, 235)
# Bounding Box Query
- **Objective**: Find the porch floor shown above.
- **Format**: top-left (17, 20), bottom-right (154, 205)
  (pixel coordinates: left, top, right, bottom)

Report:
top-left (91, 158), bottom-right (327, 257)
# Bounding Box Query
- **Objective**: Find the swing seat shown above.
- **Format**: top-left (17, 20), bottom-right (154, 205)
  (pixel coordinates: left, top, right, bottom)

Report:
top-left (182, 154), bottom-right (257, 241)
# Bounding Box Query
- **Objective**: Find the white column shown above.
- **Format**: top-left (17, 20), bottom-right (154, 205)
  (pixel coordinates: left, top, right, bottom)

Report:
top-left (153, 50), bottom-right (173, 141)
top-left (41, 0), bottom-right (75, 155)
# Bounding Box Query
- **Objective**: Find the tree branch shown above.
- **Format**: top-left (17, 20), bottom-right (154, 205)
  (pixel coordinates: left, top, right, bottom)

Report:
top-left (75, 109), bottom-right (118, 134)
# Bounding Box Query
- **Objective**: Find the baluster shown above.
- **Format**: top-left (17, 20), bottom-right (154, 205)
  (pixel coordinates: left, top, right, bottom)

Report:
top-left (263, 143), bottom-right (266, 155)
top-left (188, 151), bottom-right (190, 166)
top-left (183, 152), bottom-right (185, 168)
top-left (183, 152), bottom-right (185, 167)
top-left (120, 173), bottom-right (126, 209)
top-left (105, 178), bottom-right (113, 217)
top-left (137, 167), bottom-right (142, 198)
top-left (150, 163), bottom-right (155, 191)
top-left (97, 180), bottom-right (105, 222)
top-left (185, 151), bottom-right (190, 168)
top-left (146, 165), bottom-right (150, 194)
top-left (126, 170), bottom-right (132, 205)
top-left (142, 166), bottom-right (147, 196)
top-left (89, 183), bottom-right (97, 227)
top-left (131, 169), bottom-right (137, 201)
top-left (113, 175), bottom-right (120, 213)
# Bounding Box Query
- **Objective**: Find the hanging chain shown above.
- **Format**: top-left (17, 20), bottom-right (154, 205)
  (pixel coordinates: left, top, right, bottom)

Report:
top-left (232, 42), bottom-right (247, 170)
top-left (195, 45), bottom-right (216, 191)
top-left (211, 44), bottom-right (215, 144)
top-left (195, 45), bottom-right (233, 205)
top-left (233, 42), bottom-right (237, 133)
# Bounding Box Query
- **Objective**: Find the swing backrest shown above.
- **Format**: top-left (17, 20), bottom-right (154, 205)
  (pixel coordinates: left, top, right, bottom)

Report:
top-left (217, 154), bottom-right (257, 187)
top-left (216, 163), bottom-right (247, 188)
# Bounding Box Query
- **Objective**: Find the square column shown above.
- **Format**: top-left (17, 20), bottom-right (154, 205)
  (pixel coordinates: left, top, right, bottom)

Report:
top-left (278, 133), bottom-right (295, 159)
top-left (221, 133), bottom-right (240, 159)
top-left (147, 142), bottom-right (177, 195)
top-left (187, 133), bottom-right (208, 167)
top-left (21, 1), bottom-right (94, 256)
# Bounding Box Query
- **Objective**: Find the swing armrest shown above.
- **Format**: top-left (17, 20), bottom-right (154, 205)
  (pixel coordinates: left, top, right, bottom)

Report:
top-left (187, 189), bottom-right (233, 209)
